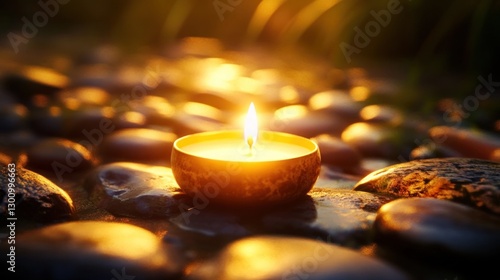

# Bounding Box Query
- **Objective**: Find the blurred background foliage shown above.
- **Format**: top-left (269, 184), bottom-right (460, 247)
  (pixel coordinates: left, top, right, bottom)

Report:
top-left (0, 0), bottom-right (499, 96)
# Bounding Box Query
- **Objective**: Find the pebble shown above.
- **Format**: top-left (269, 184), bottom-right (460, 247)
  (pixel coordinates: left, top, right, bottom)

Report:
top-left (359, 104), bottom-right (403, 125)
top-left (84, 162), bottom-right (190, 218)
top-left (262, 188), bottom-right (395, 245)
top-left (0, 103), bottom-right (28, 132)
top-left (341, 122), bottom-right (414, 159)
top-left (29, 106), bottom-right (65, 136)
top-left (187, 236), bottom-right (409, 280)
top-left (98, 128), bottom-right (177, 162)
top-left (26, 138), bottom-right (94, 172)
top-left (409, 144), bottom-right (462, 160)
top-left (311, 134), bottom-right (362, 167)
top-left (63, 107), bottom-right (116, 139)
top-left (14, 221), bottom-right (184, 280)
top-left (128, 95), bottom-right (176, 126)
top-left (354, 158), bottom-right (500, 215)
top-left (57, 86), bottom-right (111, 108)
top-left (429, 126), bottom-right (500, 161)
top-left (0, 167), bottom-right (75, 221)
top-left (3, 65), bottom-right (68, 104)
top-left (374, 198), bottom-right (500, 261)
top-left (271, 105), bottom-right (350, 138)
top-left (309, 89), bottom-right (362, 121)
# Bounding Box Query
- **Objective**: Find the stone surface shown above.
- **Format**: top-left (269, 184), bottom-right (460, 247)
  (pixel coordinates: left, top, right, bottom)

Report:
top-left (3, 65), bottom-right (69, 101)
top-left (187, 236), bottom-right (409, 280)
top-left (374, 198), bottom-right (500, 261)
top-left (98, 128), bottom-right (177, 162)
top-left (311, 134), bottom-right (362, 167)
top-left (341, 122), bottom-right (414, 159)
top-left (63, 107), bottom-right (116, 139)
top-left (0, 167), bottom-right (75, 221)
top-left (26, 138), bottom-right (94, 172)
top-left (14, 221), bottom-right (184, 280)
top-left (170, 187), bottom-right (393, 246)
top-left (409, 144), bottom-right (462, 160)
top-left (57, 86), bottom-right (111, 108)
top-left (429, 126), bottom-right (500, 161)
top-left (0, 103), bottom-right (28, 132)
top-left (84, 162), bottom-right (190, 218)
top-left (359, 104), bottom-right (403, 125)
top-left (354, 158), bottom-right (500, 215)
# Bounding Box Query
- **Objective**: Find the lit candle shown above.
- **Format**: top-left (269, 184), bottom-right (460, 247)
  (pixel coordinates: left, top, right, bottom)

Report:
top-left (171, 103), bottom-right (321, 207)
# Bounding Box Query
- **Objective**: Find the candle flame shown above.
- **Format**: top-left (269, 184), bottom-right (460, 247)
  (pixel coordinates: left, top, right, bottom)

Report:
top-left (244, 102), bottom-right (258, 149)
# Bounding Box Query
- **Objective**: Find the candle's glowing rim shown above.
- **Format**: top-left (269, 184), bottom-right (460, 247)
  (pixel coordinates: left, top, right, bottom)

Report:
top-left (174, 130), bottom-right (319, 162)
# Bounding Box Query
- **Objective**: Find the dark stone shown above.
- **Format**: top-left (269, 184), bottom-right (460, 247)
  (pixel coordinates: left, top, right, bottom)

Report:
top-left (29, 106), bottom-right (65, 136)
top-left (0, 103), bottom-right (28, 132)
top-left (311, 134), bottom-right (362, 167)
top-left (84, 162), bottom-right (190, 218)
top-left (63, 107), bottom-right (116, 139)
top-left (3, 66), bottom-right (68, 102)
top-left (14, 221), bottom-right (184, 280)
top-left (0, 167), bottom-right (75, 222)
top-left (309, 89), bottom-right (362, 121)
top-left (26, 138), bottom-right (94, 172)
top-left (354, 158), bottom-right (500, 215)
top-left (341, 122), bottom-right (415, 159)
top-left (57, 86), bottom-right (111, 108)
top-left (359, 104), bottom-right (403, 124)
top-left (374, 198), bottom-right (500, 261)
top-left (98, 128), bottom-right (177, 162)
top-left (187, 236), bottom-right (409, 280)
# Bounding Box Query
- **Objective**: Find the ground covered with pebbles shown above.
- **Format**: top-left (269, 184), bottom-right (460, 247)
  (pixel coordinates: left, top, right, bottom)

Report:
top-left (1, 38), bottom-right (500, 279)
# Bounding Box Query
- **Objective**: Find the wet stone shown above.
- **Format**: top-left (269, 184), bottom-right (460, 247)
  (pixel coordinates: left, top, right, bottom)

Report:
top-left (359, 104), bottom-right (403, 125)
top-left (0, 167), bottom-right (75, 222)
top-left (374, 198), bottom-right (500, 262)
top-left (187, 236), bottom-right (409, 280)
top-left (261, 188), bottom-right (395, 245)
top-left (84, 162), bottom-right (190, 218)
top-left (99, 128), bottom-right (177, 162)
top-left (14, 221), bottom-right (184, 280)
top-left (26, 138), bottom-right (94, 172)
top-left (354, 158), bottom-right (500, 215)
top-left (429, 126), bottom-right (500, 161)
top-left (311, 134), bottom-right (362, 167)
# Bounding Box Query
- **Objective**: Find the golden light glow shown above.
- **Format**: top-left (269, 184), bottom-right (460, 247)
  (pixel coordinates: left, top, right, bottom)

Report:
top-left (349, 86), bottom-right (370, 101)
top-left (244, 102), bottom-right (258, 149)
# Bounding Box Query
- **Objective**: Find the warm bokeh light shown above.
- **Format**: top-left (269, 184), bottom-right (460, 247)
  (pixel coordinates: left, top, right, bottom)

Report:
top-left (244, 102), bottom-right (258, 148)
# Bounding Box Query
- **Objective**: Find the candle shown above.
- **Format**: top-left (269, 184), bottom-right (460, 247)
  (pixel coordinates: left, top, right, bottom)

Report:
top-left (171, 103), bottom-right (321, 208)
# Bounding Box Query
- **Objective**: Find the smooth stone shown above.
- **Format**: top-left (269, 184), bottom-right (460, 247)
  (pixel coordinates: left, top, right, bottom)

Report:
top-left (374, 198), bottom-right (500, 261)
top-left (309, 89), bottom-right (362, 121)
top-left (0, 103), bottom-right (28, 132)
top-left (311, 134), bottom-right (362, 167)
top-left (64, 107), bottom-right (117, 139)
top-left (409, 144), bottom-right (462, 160)
top-left (113, 111), bottom-right (148, 129)
top-left (0, 167), bottom-right (75, 221)
top-left (429, 126), bottom-right (500, 161)
top-left (349, 158), bottom-right (397, 177)
top-left (26, 138), bottom-right (94, 172)
top-left (271, 105), bottom-right (350, 138)
top-left (57, 86), bottom-right (111, 108)
top-left (3, 66), bottom-right (69, 101)
top-left (170, 112), bottom-right (226, 137)
top-left (187, 236), bottom-right (409, 280)
top-left (128, 95), bottom-right (176, 126)
top-left (341, 122), bottom-right (414, 159)
top-left (99, 128), bottom-right (177, 162)
top-left (359, 104), bottom-right (403, 125)
top-left (187, 92), bottom-right (241, 112)
top-left (29, 106), bottom-right (65, 136)
top-left (262, 188), bottom-right (395, 246)
top-left (354, 158), bottom-right (500, 215)
top-left (14, 221), bottom-right (184, 280)
top-left (84, 162), bottom-right (190, 218)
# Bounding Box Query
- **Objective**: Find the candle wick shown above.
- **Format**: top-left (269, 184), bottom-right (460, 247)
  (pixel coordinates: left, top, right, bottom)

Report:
top-left (247, 136), bottom-right (254, 151)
